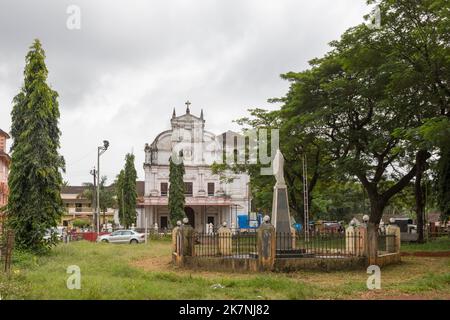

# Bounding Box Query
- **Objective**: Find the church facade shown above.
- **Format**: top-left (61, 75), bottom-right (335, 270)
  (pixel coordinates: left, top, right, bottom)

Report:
top-left (137, 102), bottom-right (250, 232)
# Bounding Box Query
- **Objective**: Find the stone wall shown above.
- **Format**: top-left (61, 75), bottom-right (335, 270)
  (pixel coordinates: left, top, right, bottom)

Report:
top-left (376, 253), bottom-right (401, 267)
top-left (182, 257), bottom-right (258, 273)
top-left (274, 257), bottom-right (366, 272)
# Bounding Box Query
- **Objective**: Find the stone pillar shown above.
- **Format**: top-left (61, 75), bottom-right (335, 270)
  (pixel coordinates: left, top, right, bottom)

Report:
top-left (171, 220), bottom-right (182, 253)
top-left (257, 216), bottom-right (276, 271)
top-left (356, 225), bottom-right (368, 257)
top-left (271, 150), bottom-right (293, 250)
top-left (272, 184), bottom-right (292, 251)
top-left (386, 224), bottom-right (401, 253)
top-left (171, 223), bottom-right (183, 265)
top-left (217, 222), bottom-right (232, 256)
top-left (290, 226), bottom-right (296, 250)
top-left (345, 225), bottom-right (356, 255)
top-left (181, 219), bottom-right (195, 257)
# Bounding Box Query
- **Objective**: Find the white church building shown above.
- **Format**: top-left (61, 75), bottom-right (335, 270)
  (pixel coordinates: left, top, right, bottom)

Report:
top-left (136, 102), bottom-right (250, 232)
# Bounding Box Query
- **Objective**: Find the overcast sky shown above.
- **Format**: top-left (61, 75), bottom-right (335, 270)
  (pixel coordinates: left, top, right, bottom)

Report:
top-left (0, 0), bottom-right (371, 185)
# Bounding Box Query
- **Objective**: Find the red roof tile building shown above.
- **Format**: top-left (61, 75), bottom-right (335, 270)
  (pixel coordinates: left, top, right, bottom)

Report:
top-left (0, 128), bottom-right (10, 209)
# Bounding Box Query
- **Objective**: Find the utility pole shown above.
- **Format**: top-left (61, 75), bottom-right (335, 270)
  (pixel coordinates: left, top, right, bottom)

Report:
top-left (97, 140), bottom-right (109, 234)
top-left (90, 167), bottom-right (97, 230)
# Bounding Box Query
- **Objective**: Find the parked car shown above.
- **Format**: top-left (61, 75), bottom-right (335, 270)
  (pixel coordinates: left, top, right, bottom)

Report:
top-left (43, 227), bottom-right (65, 242)
top-left (97, 230), bottom-right (146, 244)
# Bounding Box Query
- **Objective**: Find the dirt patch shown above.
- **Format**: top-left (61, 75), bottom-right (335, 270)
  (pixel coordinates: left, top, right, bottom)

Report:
top-left (401, 251), bottom-right (450, 257)
top-left (131, 255), bottom-right (173, 271)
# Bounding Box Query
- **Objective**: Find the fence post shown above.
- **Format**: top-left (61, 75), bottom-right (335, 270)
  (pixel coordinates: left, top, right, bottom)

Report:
top-left (256, 216), bottom-right (275, 271)
top-left (180, 218), bottom-right (194, 257)
top-left (217, 222), bottom-right (232, 256)
top-left (171, 220), bottom-right (182, 265)
top-left (345, 225), bottom-right (356, 255)
top-left (386, 222), bottom-right (401, 253)
top-left (356, 225), bottom-right (368, 257)
top-left (290, 226), bottom-right (296, 250)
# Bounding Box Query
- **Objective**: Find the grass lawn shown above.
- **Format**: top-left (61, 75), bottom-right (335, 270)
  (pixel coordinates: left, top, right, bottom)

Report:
top-left (401, 237), bottom-right (450, 252)
top-left (0, 238), bottom-right (449, 300)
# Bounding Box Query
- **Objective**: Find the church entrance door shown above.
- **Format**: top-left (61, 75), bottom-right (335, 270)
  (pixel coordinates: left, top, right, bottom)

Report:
top-left (184, 207), bottom-right (195, 228)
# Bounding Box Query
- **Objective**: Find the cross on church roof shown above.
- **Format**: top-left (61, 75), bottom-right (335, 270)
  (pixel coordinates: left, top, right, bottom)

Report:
top-left (185, 100), bottom-right (191, 114)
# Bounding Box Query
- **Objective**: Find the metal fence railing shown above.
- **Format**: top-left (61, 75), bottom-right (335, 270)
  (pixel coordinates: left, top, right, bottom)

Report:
top-left (192, 231), bottom-right (257, 258)
top-left (276, 231), bottom-right (364, 258)
top-left (0, 229), bottom-right (14, 273)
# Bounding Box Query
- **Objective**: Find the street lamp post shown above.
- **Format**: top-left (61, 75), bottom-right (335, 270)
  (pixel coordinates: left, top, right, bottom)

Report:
top-left (96, 140), bottom-right (109, 234)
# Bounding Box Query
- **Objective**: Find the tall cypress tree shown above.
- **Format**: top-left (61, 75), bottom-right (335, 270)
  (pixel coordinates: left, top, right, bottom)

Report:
top-left (8, 39), bottom-right (65, 252)
top-left (115, 169), bottom-right (125, 226)
top-left (116, 154), bottom-right (137, 228)
top-left (168, 152), bottom-right (185, 227)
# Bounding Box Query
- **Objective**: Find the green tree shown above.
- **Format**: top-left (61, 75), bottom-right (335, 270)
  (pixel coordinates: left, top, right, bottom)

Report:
top-left (72, 219), bottom-right (90, 229)
top-left (115, 154), bottom-right (137, 228)
top-left (268, 12), bottom-right (435, 256)
top-left (372, 0), bottom-right (449, 242)
top-left (8, 39), bottom-right (65, 252)
top-left (233, 108), bottom-right (333, 222)
top-left (168, 152), bottom-right (185, 226)
top-left (115, 170), bottom-right (125, 226)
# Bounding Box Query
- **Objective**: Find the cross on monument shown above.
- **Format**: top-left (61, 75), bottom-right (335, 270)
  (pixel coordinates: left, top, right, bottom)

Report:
top-left (185, 100), bottom-right (191, 113)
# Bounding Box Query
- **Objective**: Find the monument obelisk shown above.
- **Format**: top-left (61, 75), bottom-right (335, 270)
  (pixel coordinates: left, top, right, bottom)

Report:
top-left (271, 149), bottom-right (292, 249)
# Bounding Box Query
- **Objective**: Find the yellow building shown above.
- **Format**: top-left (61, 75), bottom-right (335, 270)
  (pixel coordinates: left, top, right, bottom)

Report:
top-left (60, 181), bottom-right (145, 228)
top-left (60, 185), bottom-right (115, 228)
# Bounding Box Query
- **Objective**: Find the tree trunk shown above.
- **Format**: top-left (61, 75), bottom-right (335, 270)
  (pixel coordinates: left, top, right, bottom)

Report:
top-left (415, 172), bottom-right (425, 243)
top-left (367, 198), bottom-right (386, 265)
top-left (367, 222), bottom-right (378, 265)
top-left (415, 150), bottom-right (428, 243)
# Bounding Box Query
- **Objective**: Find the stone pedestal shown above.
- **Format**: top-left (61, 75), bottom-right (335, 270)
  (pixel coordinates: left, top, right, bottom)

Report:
top-left (386, 224), bottom-right (401, 253)
top-left (272, 184), bottom-right (292, 250)
top-left (346, 225), bottom-right (368, 256)
top-left (181, 224), bottom-right (194, 257)
top-left (272, 184), bottom-right (291, 233)
top-left (345, 226), bottom-right (356, 254)
top-left (257, 222), bottom-right (276, 271)
top-left (171, 226), bottom-right (183, 265)
top-left (217, 226), bottom-right (232, 256)
top-left (356, 225), bottom-right (368, 257)
top-left (172, 225), bottom-right (181, 253)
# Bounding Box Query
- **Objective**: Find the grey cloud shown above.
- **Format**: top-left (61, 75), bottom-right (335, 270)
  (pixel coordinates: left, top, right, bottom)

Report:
top-left (0, 0), bottom-right (369, 184)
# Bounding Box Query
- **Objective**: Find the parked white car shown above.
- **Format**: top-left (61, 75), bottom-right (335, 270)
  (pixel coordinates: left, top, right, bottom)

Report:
top-left (43, 227), bottom-right (65, 242)
top-left (97, 230), bottom-right (146, 244)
